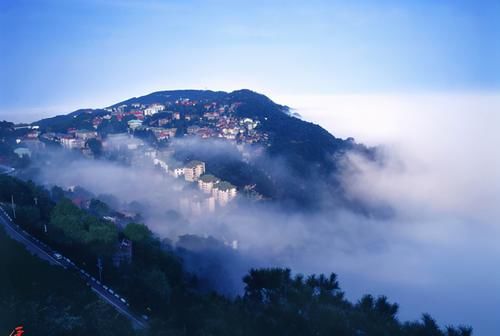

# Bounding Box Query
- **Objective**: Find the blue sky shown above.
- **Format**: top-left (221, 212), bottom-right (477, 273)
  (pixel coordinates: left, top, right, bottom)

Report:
top-left (0, 0), bottom-right (498, 121)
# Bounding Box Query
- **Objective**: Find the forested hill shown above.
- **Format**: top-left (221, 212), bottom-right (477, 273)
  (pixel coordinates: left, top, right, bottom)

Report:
top-left (32, 89), bottom-right (370, 177)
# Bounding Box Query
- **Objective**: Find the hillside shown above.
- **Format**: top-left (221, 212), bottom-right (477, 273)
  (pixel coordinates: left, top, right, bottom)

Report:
top-left (0, 225), bottom-right (135, 335)
top-left (0, 175), bottom-right (473, 336)
top-left (25, 89), bottom-right (371, 208)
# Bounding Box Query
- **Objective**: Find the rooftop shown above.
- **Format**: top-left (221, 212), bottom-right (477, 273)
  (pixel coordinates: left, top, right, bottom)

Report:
top-left (215, 181), bottom-right (236, 191)
top-left (186, 160), bottom-right (204, 168)
top-left (199, 174), bottom-right (219, 183)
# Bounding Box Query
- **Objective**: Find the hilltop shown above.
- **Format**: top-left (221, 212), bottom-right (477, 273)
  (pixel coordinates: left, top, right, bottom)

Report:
top-left (2, 89), bottom-right (371, 209)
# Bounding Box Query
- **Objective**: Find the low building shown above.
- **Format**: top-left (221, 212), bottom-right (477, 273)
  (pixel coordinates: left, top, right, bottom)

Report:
top-left (127, 119), bottom-right (143, 130)
top-left (183, 160), bottom-right (205, 182)
top-left (144, 103), bottom-right (165, 116)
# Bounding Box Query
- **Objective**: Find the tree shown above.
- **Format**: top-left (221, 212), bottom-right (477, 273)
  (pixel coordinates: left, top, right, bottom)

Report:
top-left (88, 198), bottom-right (110, 217)
top-left (243, 268), bottom-right (292, 304)
top-left (15, 205), bottom-right (41, 230)
top-left (50, 198), bottom-right (118, 256)
top-left (51, 185), bottom-right (65, 202)
top-left (123, 222), bottom-right (153, 244)
top-left (86, 138), bottom-right (103, 157)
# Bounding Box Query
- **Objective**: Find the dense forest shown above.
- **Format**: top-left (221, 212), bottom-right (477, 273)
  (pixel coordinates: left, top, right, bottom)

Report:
top-left (0, 175), bottom-right (473, 335)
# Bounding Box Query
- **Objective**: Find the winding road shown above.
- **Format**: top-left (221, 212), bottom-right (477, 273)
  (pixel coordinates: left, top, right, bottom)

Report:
top-left (0, 206), bottom-right (148, 329)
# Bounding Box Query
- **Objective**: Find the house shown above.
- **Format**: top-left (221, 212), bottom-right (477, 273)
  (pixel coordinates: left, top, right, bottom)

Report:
top-left (183, 160), bottom-right (205, 182)
top-left (144, 104), bottom-right (165, 116)
top-left (198, 174), bottom-right (220, 194)
top-left (127, 119), bottom-right (143, 130)
top-left (212, 181), bottom-right (237, 206)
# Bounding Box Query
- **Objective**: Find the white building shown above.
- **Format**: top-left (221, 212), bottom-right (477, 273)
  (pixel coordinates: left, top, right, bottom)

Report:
top-left (183, 160), bottom-right (205, 182)
top-left (212, 181), bottom-right (237, 206)
top-left (144, 104), bottom-right (165, 116)
top-left (60, 138), bottom-right (85, 149)
top-left (198, 174), bottom-right (220, 194)
top-left (127, 119), bottom-right (143, 130)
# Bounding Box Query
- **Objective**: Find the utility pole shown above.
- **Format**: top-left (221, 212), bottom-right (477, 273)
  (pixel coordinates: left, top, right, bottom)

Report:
top-left (34, 197), bottom-right (38, 206)
top-left (11, 195), bottom-right (16, 219)
top-left (97, 257), bottom-right (103, 282)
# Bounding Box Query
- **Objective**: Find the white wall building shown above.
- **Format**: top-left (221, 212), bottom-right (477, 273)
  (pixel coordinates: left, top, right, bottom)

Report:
top-left (144, 104), bottom-right (165, 116)
top-left (127, 119), bottom-right (143, 130)
top-left (198, 174), bottom-right (220, 193)
top-left (60, 138), bottom-right (85, 149)
top-left (183, 161), bottom-right (205, 182)
top-left (212, 181), bottom-right (237, 206)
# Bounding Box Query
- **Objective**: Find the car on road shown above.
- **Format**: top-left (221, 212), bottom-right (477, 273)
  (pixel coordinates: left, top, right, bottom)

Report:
top-left (103, 285), bottom-right (108, 290)
top-left (120, 298), bottom-right (127, 304)
top-left (108, 289), bottom-right (114, 295)
top-left (53, 253), bottom-right (63, 260)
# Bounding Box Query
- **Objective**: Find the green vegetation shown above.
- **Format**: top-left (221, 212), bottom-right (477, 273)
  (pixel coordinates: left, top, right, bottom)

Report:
top-left (0, 227), bottom-right (136, 335)
top-left (86, 138), bottom-right (103, 157)
top-left (0, 175), bottom-right (472, 335)
top-left (50, 199), bottom-right (118, 256)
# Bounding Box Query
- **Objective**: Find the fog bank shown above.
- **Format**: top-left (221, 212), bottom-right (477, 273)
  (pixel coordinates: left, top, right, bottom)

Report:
top-left (284, 93), bottom-right (500, 335)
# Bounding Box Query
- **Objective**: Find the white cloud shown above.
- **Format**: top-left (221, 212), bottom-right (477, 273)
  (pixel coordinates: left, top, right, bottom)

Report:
top-left (275, 92), bottom-right (500, 333)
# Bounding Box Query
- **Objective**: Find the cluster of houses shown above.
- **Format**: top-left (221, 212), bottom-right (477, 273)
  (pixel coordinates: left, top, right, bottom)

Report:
top-left (102, 99), bottom-right (268, 144)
